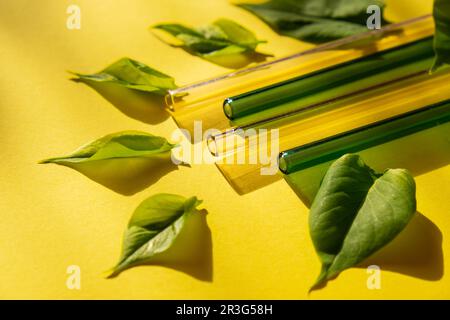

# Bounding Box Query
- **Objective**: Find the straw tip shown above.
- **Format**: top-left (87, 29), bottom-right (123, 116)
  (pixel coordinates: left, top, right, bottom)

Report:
top-left (278, 151), bottom-right (290, 174)
top-left (278, 157), bottom-right (288, 174)
top-left (223, 98), bottom-right (234, 119)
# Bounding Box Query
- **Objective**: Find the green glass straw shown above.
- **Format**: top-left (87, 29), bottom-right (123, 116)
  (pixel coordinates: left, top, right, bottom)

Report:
top-left (278, 99), bottom-right (450, 174)
top-left (224, 38), bottom-right (435, 120)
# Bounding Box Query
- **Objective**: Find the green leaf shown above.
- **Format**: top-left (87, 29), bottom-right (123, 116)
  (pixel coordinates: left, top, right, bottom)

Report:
top-left (71, 58), bottom-right (177, 94)
top-left (107, 193), bottom-right (203, 278)
top-left (309, 154), bottom-right (416, 290)
top-left (152, 18), bottom-right (268, 59)
top-left (39, 131), bottom-right (175, 165)
top-left (213, 18), bottom-right (265, 50)
top-left (431, 0), bottom-right (450, 73)
top-left (239, 0), bottom-right (388, 43)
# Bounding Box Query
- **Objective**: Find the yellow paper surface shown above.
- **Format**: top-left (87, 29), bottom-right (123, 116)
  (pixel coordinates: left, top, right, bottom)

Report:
top-left (1, 0), bottom-right (449, 299)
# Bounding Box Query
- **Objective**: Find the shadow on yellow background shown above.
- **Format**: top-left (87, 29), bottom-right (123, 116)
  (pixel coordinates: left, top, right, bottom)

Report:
top-left (73, 78), bottom-right (170, 125)
top-left (362, 212), bottom-right (443, 281)
top-left (63, 157), bottom-right (179, 195)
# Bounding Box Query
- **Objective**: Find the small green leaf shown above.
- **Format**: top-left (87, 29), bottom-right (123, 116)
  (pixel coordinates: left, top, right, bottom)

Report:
top-left (152, 18), bottom-right (269, 65)
top-left (431, 0), bottom-right (450, 73)
top-left (213, 18), bottom-right (266, 50)
top-left (107, 193), bottom-right (203, 278)
top-left (71, 58), bottom-right (177, 94)
top-left (239, 0), bottom-right (388, 44)
top-left (309, 154), bottom-right (416, 290)
top-left (39, 131), bottom-right (175, 165)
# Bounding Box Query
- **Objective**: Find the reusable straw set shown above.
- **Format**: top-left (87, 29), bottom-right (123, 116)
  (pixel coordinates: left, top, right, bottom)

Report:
top-left (166, 15), bottom-right (450, 198)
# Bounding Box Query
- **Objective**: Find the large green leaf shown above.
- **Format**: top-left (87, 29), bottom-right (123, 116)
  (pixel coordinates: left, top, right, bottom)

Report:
top-left (71, 58), bottom-right (177, 94)
top-left (239, 0), bottom-right (387, 43)
top-left (431, 0), bottom-right (450, 73)
top-left (309, 154), bottom-right (416, 290)
top-left (107, 193), bottom-right (203, 278)
top-left (152, 18), bottom-right (268, 59)
top-left (40, 131), bottom-right (175, 165)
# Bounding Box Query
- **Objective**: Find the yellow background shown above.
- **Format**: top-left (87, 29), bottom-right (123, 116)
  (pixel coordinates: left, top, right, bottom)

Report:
top-left (1, 0), bottom-right (448, 299)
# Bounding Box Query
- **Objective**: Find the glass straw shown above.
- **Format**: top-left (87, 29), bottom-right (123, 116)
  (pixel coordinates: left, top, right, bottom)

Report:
top-left (279, 99), bottom-right (450, 174)
top-left (223, 38), bottom-right (434, 120)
